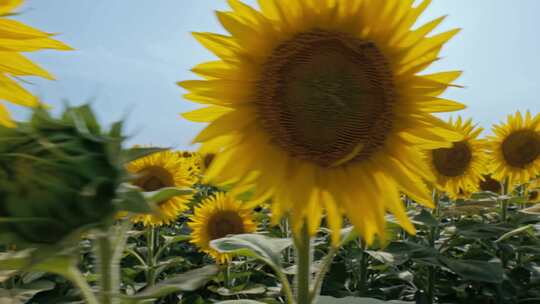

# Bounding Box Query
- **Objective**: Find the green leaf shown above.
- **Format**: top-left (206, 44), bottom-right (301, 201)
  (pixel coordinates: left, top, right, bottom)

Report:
top-left (365, 250), bottom-right (407, 266)
top-left (215, 301), bottom-right (268, 304)
top-left (115, 183), bottom-right (155, 214)
top-left (121, 147), bottom-right (168, 163)
top-left (317, 296), bottom-right (413, 303)
top-left (0, 280), bottom-right (55, 304)
top-left (127, 265), bottom-right (218, 300)
top-left (441, 257), bottom-right (504, 283)
top-left (455, 221), bottom-right (509, 239)
top-left (340, 226), bottom-right (359, 246)
top-left (210, 234), bottom-right (292, 271)
top-left (143, 187), bottom-right (193, 204)
top-left (63, 104), bottom-right (101, 135)
top-left (209, 284), bottom-right (266, 296)
top-left (495, 224), bottom-right (534, 243)
top-left (412, 209), bottom-right (439, 227)
top-left (0, 248), bottom-right (77, 279)
top-left (384, 241), bottom-right (441, 267)
top-left (0, 250), bottom-right (37, 271)
top-left (521, 204), bottom-right (540, 215)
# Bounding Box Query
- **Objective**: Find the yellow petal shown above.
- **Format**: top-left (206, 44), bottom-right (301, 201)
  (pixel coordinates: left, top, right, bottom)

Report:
top-left (0, 103), bottom-right (14, 127)
top-left (0, 52), bottom-right (54, 79)
top-left (0, 0), bottom-right (23, 15)
top-left (0, 74), bottom-right (39, 107)
top-left (182, 106), bottom-right (232, 122)
top-left (0, 37), bottom-right (72, 52)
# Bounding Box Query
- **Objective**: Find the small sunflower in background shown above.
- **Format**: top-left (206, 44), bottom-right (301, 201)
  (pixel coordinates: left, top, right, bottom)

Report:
top-left (489, 111), bottom-right (540, 186)
top-left (0, 0), bottom-right (71, 126)
top-left (127, 150), bottom-right (195, 226)
top-left (189, 192), bottom-right (257, 264)
top-left (176, 150), bottom-right (203, 183)
top-left (427, 117), bottom-right (488, 200)
top-left (180, 0), bottom-right (465, 245)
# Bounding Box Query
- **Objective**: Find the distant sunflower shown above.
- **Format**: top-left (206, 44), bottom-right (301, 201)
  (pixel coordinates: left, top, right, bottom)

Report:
top-left (127, 150), bottom-right (194, 226)
top-left (177, 150), bottom-right (203, 183)
top-left (188, 192), bottom-right (257, 263)
top-left (0, 0), bottom-right (71, 126)
top-left (489, 111), bottom-right (540, 186)
top-left (180, 0), bottom-right (464, 244)
top-left (427, 117), bottom-right (488, 199)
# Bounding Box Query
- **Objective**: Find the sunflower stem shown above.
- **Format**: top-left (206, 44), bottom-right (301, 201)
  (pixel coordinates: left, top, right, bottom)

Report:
top-left (358, 239), bottom-right (368, 296)
top-left (426, 190), bottom-right (441, 304)
top-left (222, 263), bottom-right (232, 289)
top-left (294, 223), bottom-right (312, 304)
top-left (501, 178), bottom-right (510, 222)
top-left (95, 233), bottom-right (119, 304)
top-left (309, 245), bottom-right (339, 302)
top-left (146, 226), bottom-right (157, 287)
top-left (66, 266), bottom-right (100, 304)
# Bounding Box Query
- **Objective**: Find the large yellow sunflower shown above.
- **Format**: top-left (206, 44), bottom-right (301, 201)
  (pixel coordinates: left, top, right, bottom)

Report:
top-left (127, 150), bottom-right (196, 226)
top-left (489, 111), bottom-right (540, 187)
top-left (0, 0), bottom-right (71, 126)
top-left (188, 192), bottom-right (257, 264)
top-left (180, 0), bottom-right (464, 244)
top-left (426, 117), bottom-right (488, 200)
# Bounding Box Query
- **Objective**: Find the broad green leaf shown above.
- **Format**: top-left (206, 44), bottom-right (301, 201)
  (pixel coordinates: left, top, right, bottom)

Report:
top-left (143, 187), bottom-right (193, 204)
top-left (495, 224), bottom-right (534, 243)
top-left (441, 257), bottom-right (504, 283)
top-left (412, 209), bottom-right (439, 227)
top-left (115, 183), bottom-right (154, 214)
top-left (62, 104), bottom-right (101, 135)
top-left (0, 249), bottom-right (77, 280)
top-left (121, 147), bottom-right (168, 163)
top-left (365, 250), bottom-right (407, 266)
top-left (210, 234), bottom-right (292, 271)
top-left (162, 235), bottom-right (191, 246)
top-left (507, 197), bottom-right (529, 205)
top-left (0, 270), bottom-right (18, 283)
top-left (521, 204), bottom-right (540, 215)
top-left (216, 301), bottom-right (268, 304)
top-left (317, 296), bottom-right (413, 303)
top-left (384, 241), bottom-right (441, 267)
top-left (340, 226), bottom-right (359, 246)
top-left (0, 250), bottom-right (34, 270)
top-left (455, 221), bottom-right (509, 239)
top-left (127, 265), bottom-right (218, 300)
top-left (209, 284), bottom-right (266, 296)
top-left (0, 280), bottom-right (55, 304)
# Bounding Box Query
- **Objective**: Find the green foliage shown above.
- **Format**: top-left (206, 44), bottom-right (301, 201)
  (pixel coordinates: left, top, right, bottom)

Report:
top-left (0, 105), bottom-right (126, 246)
top-left (0, 106), bottom-right (539, 304)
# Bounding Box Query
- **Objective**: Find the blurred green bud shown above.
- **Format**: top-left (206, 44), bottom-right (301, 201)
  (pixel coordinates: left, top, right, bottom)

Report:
top-left (0, 105), bottom-right (126, 246)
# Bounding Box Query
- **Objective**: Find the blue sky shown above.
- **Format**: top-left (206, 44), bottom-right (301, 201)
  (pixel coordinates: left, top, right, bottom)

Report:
top-left (11, 0), bottom-right (540, 149)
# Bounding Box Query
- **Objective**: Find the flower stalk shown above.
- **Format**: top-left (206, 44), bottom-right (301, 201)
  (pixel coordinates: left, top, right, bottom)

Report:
top-left (294, 223), bottom-right (312, 304)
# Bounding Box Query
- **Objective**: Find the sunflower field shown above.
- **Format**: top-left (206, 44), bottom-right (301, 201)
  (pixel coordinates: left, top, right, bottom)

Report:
top-left (1, 0), bottom-right (540, 304)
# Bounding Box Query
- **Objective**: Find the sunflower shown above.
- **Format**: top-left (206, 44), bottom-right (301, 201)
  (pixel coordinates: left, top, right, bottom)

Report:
top-left (177, 150), bottom-right (203, 183)
top-left (0, 0), bottom-right (71, 126)
top-left (489, 111), bottom-right (540, 187)
top-left (180, 0), bottom-right (464, 244)
top-left (188, 192), bottom-right (257, 263)
top-left (127, 150), bottom-right (195, 226)
top-left (426, 117), bottom-right (488, 199)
